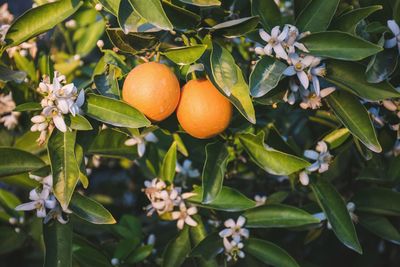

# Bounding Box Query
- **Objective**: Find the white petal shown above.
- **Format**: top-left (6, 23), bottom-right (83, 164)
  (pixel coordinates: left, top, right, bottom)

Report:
top-left (318, 163), bottom-right (329, 173)
top-left (36, 206), bottom-right (47, 218)
top-left (254, 46), bottom-right (265, 55)
top-left (301, 55), bottom-right (315, 67)
top-left (299, 171), bottom-right (309, 186)
top-left (238, 251), bottom-right (245, 258)
top-left (240, 228), bottom-right (250, 238)
top-left (271, 26), bottom-right (280, 38)
top-left (187, 206), bottom-right (198, 215)
top-left (125, 138), bottom-right (139, 146)
top-left (259, 29), bottom-right (271, 42)
top-left (171, 211), bottom-right (181, 220)
top-left (320, 87), bottom-right (335, 97)
top-left (137, 143), bottom-right (146, 157)
top-left (316, 141), bottom-right (328, 153)
top-left (75, 89), bottom-right (85, 107)
top-left (278, 25), bottom-right (289, 41)
top-left (273, 44), bottom-right (288, 60)
top-left (236, 216), bottom-right (246, 227)
top-left (185, 216), bottom-right (198, 227)
top-left (224, 218), bottom-right (236, 228)
top-left (62, 83), bottom-right (76, 96)
top-left (264, 44), bottom-right (273, 55)
top-left (384, 37), bottom-right (397, 48)
top-left (312, 76), bottom-right (320, 96)
top-left (223, 237), bottom-right (233, 250)
top-left (144, 132), bottom-right (158, 143)
top-left (15, 201), bottom-right (37, 211)
top-left (177, 219), bottom-right (185, 230)
top-left (283, 66), bottom-right (296, 76)
top-left (307, 161), bottom-right (320, 172)
top-left (53, 114), bottom-right (67, 132)
top-left (297, 71), bottom-right (309, 89)
top-left (57, 99), bottom-right (70, 114)
top-left (31, 115), bottom-right (45, 123)
top-left (304, 150), bottom-right (319, 160)
top-left (294, 42), bottom-right (309, 52)
top-left (219, 228), bottom-right (233, 238)
top-left (388, 20), bottom-right (400, 36)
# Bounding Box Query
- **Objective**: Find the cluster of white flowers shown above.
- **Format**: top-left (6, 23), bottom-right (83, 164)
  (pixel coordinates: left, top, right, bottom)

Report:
top-left (314, 202), bottom-right (357, 229)
top-left (15, 174), bottom-right (68, 224)
top-left (385, 20), bottom-right (400, 54)
top-left (124, 132), bottom-right (158, 157)
top-left (299, 141), bottom-right (333, 186)
top-left (255, 25), bottom-right (335, 109)
top-left (0, 92), bottom-right (20, 130)
top-left (0, 4), bottom-right (37, 58)
top-left (30, 71), bottom-right (85, 144)
top-left (143, 178), bottom-right (198, 230)
top-left (219, 216), bottom-right (249, 262)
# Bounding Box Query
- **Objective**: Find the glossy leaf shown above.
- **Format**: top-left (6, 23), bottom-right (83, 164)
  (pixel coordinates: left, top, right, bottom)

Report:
top-left (296, 0), bottom-right (340, 32)
top-left (201, 142), bottom-right (229, 203)
top-left (352, 187), bottom-right (400, 216)
top-left (323, 128), bottom-right (350, 149)
top-left (126, 245), bottom-right (153, 264)
top-left (67, 114), bottom-right (93, 131)
top-left (244, 238), bottom-right (300, 267)
top-left (301, 31), bottom-right (382, 61)
top-left (0, 65), bottom-right (27, 83)
top-left (239, 132), bottom-right (310, 176)
top-left (5, 0), bottom-right (83, 47)
top-left (366, 49), bottom-right (398, 83)
top-left (189, 186), bottom-right (256, 211)
top-left (97, 0), bottom-right (120, 15)
top-left (14, 102), bottom-right (42, 112)
top-left (210, 42), bottom-right (237, 96)
top-left (162, 1), bottom-right (201, 30)
top-left (244, 204), bottom-right (320, 228)
top-left (330, 5), bottom-right (382, 34)
top-left (0, 226), bottom-right (27, 254)
top-left (128, 0), bottom-right (173, 31)
top-left (0, 147), bottom-right (46, 177)
top-left (163, 45), bottom-right (207, 65)
top-left (178, 0), bottom-right (221, 6)
top-left (106, 29), bottom-right (159, 54)
top-left (251, 0), bottom-right (281, 31)
top-left (118, 0), bottom-right (160, 33)
top-left (358, 214), bottom-right (400, 245)
top-left (325, 60), bottom-right (400, 101)
top-left (70, 192), bottom-right (116, 224)
top-left (212, 17), bottom-right (259, 38)
top-left (250, 56), bottom-right (287, 97)
top-left (310, 177), bottom-right (362, 254)
top-left (75, 19), bottom-right (105, 56)
top-left (190, 232), bottom-right (223, 260)
top-left (326, 90), bottom-right (381, 153)
top-left (43, 221), bottom-right (73, 267)
top-left (162, 227), bottom-right (190, 267)
top-left (83, 93), bottom-right (150, 128)
top-left (160, 141), bottom-right (177, 183)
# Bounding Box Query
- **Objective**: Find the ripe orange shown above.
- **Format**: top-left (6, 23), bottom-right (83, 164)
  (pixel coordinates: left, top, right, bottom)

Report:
top-left (176, 79), bottom-right (232, 139)
top-left (122, 62), bottom-right (180, 122)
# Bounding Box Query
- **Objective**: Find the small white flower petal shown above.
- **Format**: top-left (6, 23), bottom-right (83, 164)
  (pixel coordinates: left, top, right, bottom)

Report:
top-left (53, 114), bottom-right (67, 132)
top-left (304, 150), bottom-right (319, 160)
top-left (297, 71), bottom-right (309, 89)
top-left (259, 29), bottom-right (271, 42)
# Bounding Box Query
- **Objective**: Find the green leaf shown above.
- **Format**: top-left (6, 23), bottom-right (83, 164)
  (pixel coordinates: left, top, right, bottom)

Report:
top-left (163, 45), bottom-right (207, 65)
top-left (14, 102), bottom-right (42, 112)
top-left (0, 147), bottom-right (46, 177)
top-left (118, 0), bottom-right (159, 33)
top-left (239, 132), bottom-right (310, 176)
top-left (73, 235), bottom-right (113, 267)
top-left (366, 49), bottom-right (398, 83)
top-left (326, 90), bottom-right (381, 153)
top-left (5, 0), bottom-right (83, 47)
top-left (0, 65), bottom-right (27, 83)
top-left (83, 93), bottom-right (151, 128)
top-left (325, 60), bottom-right (400, 101)
top-left (190, 232), bottom-right (223, 260)
top-left (106, 28), bottom-right (160, 54)
top-left (97, 0), bottom-right (121, 15)
top-left (323, 128), bottom-right (350, 149)
top-left (244, 204), bottom-right (320, 228)
top-left (330, 5), bottom-right (382, 34)
top-left (310, 177), bottom-right (362, 254)
top-left (13, 52), bottom-right (36, 81)
top-left (70, 192), bottom-right (116, 224)
top-left (160, 141), bottom-right (177, 183)
top-left (211, 17), bottom-right (260, 38)
top-left (67, 114), bottom-right (93, 131)
top-left (189, 186), bottom-right (256, 211)
top-left (352, 187), bottom-right (400, 216)
top-left (301, 31), bottom-right (382, 61)
top-left (162, 227), bottom-right (191, 267)
top-left (395, 0), bottom-right (400, 23)
top-left (162, 1), bottom-right (201, 30)
top-left (177, 0), bottom-right (221, 6)
top-left (251, 0), bottom-right (281, 31)
top-left (126, 245), bottom-right (153, 263)
top-left (48, 130), bottom-right (80, 210)
top-left (75, 19), bottom-right (105, 56)
top-left (250, 56), bottom-right (287, 97)
top-left (201, 142), bottom-right (229, 203)
top-left (128, 0), bottom-right (173, 31)
top-left (43, 221), bottom-right (73, 267)
top-left (244, 238), bottom-right (300, 267)
top-left (210, 42), bottom-right (237, 96)
top-left (358, 214), bottom-right (400, 245)
top-left (93, 64), bottom-right (120, 99)
top-left (296, 0), bottom-right (340, 32)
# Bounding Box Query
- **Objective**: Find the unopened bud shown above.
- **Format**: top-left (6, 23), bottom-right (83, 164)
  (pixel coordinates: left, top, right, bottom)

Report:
top-left (95, 3), bottom-right (103, 11)
top-left (96, 40), bottom-right (104, 49)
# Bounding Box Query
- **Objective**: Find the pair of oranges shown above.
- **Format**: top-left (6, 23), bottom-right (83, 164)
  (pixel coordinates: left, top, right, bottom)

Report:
top-left (122, 62), bottom-right (232, 139)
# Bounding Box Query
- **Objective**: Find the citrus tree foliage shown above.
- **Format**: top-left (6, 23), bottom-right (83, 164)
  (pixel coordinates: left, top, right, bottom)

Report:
top-left (0, 0), bottom-right (400, 266)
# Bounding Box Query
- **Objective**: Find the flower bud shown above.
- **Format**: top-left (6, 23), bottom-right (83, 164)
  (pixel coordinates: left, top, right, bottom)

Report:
top-left (95, 3), bottom-right (103, 11)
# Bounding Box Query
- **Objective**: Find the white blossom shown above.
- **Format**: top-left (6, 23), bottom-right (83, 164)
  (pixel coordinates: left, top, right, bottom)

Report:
top-left (284, 25), bottom-right (309, 54)
top-left (254, 194), bottom-right (267, 206)
top-left (223, 238), bottom-right (245, 262)
top-left (15, 188), bottom-right (56, 218)
top-left (256, 26), bottom-right (289, 60)
top-left (219, 216), bottom-right (249, 243)
top-left (125, 132), bottom-right (158, 157)
top-left (111, 258), bottom-right (120, 266)
top-left (299, 86), bottom-right (335, 110)
top-left (97, 39), bottom-right (104, 49)
top-left (44, 204), bottom-right (68, 224)
top-left (385, 20), bottom-right (400, 54)
top-left (65, 19), bottom-right (77, 29)
top-left (95, 3), bottom-right (103, 11)
top-left (171, 202), bottom-right (198, 229)
top-left (283, 54), bottom-right (315, 89)
top-left (0, 93), bottom-right (20, 130)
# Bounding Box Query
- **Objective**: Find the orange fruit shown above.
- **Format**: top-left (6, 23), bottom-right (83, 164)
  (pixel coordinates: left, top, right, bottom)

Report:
top-left (122, 62), bottom-right (180, 122)
top-left (176, 79), bottom-right (232, 139)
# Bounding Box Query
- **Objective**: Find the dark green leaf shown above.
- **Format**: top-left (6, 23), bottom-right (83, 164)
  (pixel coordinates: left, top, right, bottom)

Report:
top-left (250, 56), bottom-right (287, 97)
top-left (352, 187), bottom-right (400, 216)
top-left (251, 0), bottom-right (281, 31)
top-left (212, 17), bottom-right (259, 38)
top-left (126, 245), bottom-right (153, 263)
top-left (128, 0), bottom-right (173, 31)
top-left (244, 204), bottom-right (320, 228)
top-left (70, 192), bottom-right (116, 224)
top-left (160, 141), bottom-right (177, 183)
top-left (358, 214), bottom-right (400, 245)
top-left (301, 31), bottom-right (382, 61)
top-left (239, 132), bottom-right (310, 176)
top-left (162, 1), bottom-right (201, 30)
top-left (190, 232), bottom-right (223, 260)
top-left (310, 177), bottom-right (362, 254)
top-left (326, 90), bottom-right (381, 153)
top-left (244, 238), bottom-right (300, 267)
top-left (296, 0), bottom-right (340, 32)
top-left (0, 226), bottom-right (26, 254)
top-left (5, 0), bottom-right (83, 47)
top-left (43, 221), bottom-right (73, 267)
top-left (325, 60), bottom-right (400, 101)
top-left (106, 28), bottom-right (160, 54)
top-left (366, 49), bottom-right (398, 83)
top-left (0, 147), bottom-right (46, 177)
top-left (202, 142), bottom-right (229, 203)
top-left (162, 227), bottom-right (190, 267)
top-left (83, 93), bottom-right (150, 128)
top-left (189, 186), bottom-right (256, 211)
